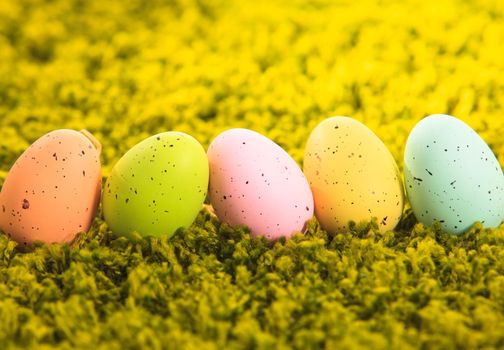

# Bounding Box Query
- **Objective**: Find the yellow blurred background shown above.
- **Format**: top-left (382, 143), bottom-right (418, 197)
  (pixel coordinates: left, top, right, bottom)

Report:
top-left (0, 0), bottom-right (503, 176)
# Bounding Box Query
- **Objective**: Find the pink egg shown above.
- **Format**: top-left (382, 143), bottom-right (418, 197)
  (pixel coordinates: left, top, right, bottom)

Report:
top-left (208, 128), bottom-right (314, 240)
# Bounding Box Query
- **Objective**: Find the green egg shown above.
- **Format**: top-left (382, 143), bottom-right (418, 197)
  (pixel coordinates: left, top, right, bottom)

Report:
top-left (103, 132), bottom-right (209, 238)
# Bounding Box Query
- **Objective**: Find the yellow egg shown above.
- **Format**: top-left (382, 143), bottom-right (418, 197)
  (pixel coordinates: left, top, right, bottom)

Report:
top-left (304, 117), bottom-right (404, 233)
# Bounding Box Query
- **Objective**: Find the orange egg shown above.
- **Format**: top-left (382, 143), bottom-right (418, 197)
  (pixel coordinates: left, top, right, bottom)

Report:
top-left (0, 130), bottom-right (102, 245)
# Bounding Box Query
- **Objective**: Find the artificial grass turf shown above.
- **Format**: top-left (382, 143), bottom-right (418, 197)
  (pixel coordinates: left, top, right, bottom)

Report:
top-left (1, 0), bottom-right (504, 348)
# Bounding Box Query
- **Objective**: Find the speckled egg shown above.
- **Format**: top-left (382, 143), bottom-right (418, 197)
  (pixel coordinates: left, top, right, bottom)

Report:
top-left (103, 132), bottom-right (209, 238)
top-left (0, 130), bottom-right (102, 244)
top-left (404, 114), bottom-right (504, 234)
top-left (208, 128), bottom-right (314, 240)
top-left (304, 117), bottom-right (404, 233)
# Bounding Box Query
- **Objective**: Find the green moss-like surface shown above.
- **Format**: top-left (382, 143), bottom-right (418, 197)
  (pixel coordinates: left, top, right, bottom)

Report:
top-left (1, 216), bottom-right (504, 349)
top-left (1, 0), bottom-right (504, 348)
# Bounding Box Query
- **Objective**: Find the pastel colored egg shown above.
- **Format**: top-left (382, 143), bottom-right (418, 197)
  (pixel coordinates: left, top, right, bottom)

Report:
top-left (0, 130), bottom-right (102, 244)
top-left (208, 128), bottom-right (314, 240)
top-left (404, 114), bottom-right (504, 234)
top-left (304, 117), bottom-right (404, 233)
top-left (103, 132), bottom-right (209, 238)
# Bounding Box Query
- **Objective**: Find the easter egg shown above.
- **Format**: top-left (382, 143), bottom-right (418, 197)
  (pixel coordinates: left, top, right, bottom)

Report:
top-left (304, 117), bottom-right (404, 233)
top-left (0, 130), bottom-right (102, 244)
top-left (404, 114), bottom-right (504, 234)
top-left (103, 132), bottom-right (209, 238)
top-left (208, 128), bottom-right (313, 240)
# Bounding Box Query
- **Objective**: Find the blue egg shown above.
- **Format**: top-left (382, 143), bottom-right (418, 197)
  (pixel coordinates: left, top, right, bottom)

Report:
top-left (404, 114), bottom-right (504, 235)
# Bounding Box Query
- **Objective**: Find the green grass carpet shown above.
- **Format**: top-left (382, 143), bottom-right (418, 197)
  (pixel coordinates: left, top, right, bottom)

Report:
top-left (1, 0), bottom-right (504, 348)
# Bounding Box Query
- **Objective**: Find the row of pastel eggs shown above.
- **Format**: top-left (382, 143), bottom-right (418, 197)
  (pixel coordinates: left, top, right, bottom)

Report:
top-left (0, 114), bottom-right (502, 245)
